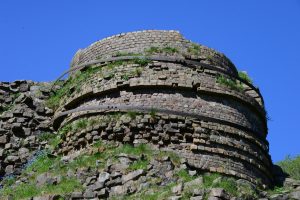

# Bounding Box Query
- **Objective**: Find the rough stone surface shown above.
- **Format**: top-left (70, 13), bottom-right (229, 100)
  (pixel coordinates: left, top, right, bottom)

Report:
top-left (122, 169), bottom-right (144, 183)
top-left (290, 190), bottom-right (300, 199)
top-left (51, 31), bottom-right (272, 187)
top-left (1, 30), bottom-right (297, 200)
top-left (0, 80), bottom-right (53, 177)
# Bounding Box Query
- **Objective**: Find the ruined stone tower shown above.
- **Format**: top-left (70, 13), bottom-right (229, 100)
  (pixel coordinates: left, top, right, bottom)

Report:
top-left (52, 30), bottom-right (272, 187)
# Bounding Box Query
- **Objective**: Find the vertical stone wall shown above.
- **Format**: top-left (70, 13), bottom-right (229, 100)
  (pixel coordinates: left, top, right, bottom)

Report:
top-left (52, 30), bottom-right (272, 187)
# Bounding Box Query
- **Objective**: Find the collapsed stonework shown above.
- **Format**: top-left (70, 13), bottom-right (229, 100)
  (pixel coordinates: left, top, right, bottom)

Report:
top-left (0, 81), bottom-right (54, 177)
top-left (51, 30), bottom-right (273, 188)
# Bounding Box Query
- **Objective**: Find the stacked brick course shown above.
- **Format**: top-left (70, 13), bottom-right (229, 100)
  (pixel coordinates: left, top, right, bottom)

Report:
top-left (53, 30), bottom-right (272, 187)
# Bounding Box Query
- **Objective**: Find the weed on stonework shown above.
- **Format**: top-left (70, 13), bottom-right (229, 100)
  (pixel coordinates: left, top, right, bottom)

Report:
top-left (238, 71), bottom-right (253, 84)
top-left (116, 144), bottom-right (151, 156)
top-left (47, 56), bottom-right (149, 111)
top-left (106, 60), bottom-right (125, 69)
top-left (46, 67), bottom-right (102, 110)
top-left (24, 150), bottom-right (55, 174)
top-left (133, 67), bottom-right (142, 77)
top-left (132, 58), bottom-right (150, 66)
top-left (187, 43), bottom-right (202, 55)
top-left (213, 177), bottom-right (238, 197)
top-left (0, 178), bottom-right (82, 200)
top-left (149, 108), bottom-right (157, 118)
top-left (37, 132), bottom-right (61, 149)
top-left (0, 140), bottom-right (195, 199)
top-left (128, 159), bottom-right (149, 170)
top-left (145, 46), bottom-right (179, 55)
top-left (1, 176), bottom-right (15, 187)
top-left (162, 47), bottom-right (179, 54)
top-left (46, 60), bottom-right (128, 110)
top-left (127, 111), bottom-right (138, 119)
top-left (121, 74), bottom-right (130, 81)
top-left (37, 132), bottom-right (56, 142)
top-left (74, 119), bottom-right (88, 130)
top-left (176, 169), bottom-right (195, 182)
top-left (0, 103), bottom-right (14, 115)
top-left (58, 118), bottom-right (90, 136)
top-left (202, 173), bottom-right (221, 188)
top-left (216, 75), bottom-right (244, 92)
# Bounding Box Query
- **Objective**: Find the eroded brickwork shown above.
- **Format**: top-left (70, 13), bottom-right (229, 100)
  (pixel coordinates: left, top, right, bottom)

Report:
top-left (53, 30), bottom-right (272, 187)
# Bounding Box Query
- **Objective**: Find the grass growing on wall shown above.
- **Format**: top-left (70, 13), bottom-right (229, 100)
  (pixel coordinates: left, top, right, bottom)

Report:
top-left (238, 71), bottom-right (253, 84)
top-left (0, 178), bottom-right (82, 200)
top-left (46, 59), bottom-right (149, 111)
top-left (0, 141), bottom-right (181, 199)
top-left (1, 136), bottom-right (268, 200)
top-left (0, 104), bottom-right (12, 115)
top-left (132, 58), bottom-right (150, 66)
top-left (216, 75), bottom-right (244, 92)
top-left (187, 43), bottom-right (202, 55)
top-left (145, 46), bottom-right (179, 55)
top-left (46, 66), bottom-right (103, 111)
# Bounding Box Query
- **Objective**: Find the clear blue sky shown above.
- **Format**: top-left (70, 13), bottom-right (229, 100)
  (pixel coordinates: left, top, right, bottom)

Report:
top-left (1, 1), bottom-right (299, 162)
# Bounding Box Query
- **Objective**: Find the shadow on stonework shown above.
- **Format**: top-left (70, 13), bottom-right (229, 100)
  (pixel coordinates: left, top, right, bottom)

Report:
top-left (272, 164), bottom-right (289, 187)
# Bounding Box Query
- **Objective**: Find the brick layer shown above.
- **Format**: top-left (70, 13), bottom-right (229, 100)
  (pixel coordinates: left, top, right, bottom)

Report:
top-left (54, 30), bottom-right (273, 187)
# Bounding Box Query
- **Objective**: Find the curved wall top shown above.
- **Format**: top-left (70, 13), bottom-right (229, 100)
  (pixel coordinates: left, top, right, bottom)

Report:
top-left (70, 30), bottom-right (238, 75)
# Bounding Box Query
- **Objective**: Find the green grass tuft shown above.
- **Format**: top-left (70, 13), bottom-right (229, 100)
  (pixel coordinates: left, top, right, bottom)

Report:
top-left (145, 46), bottom-right (179, 55)
top-left (203, 173), bottom-right (221, 188)
top-left (161, 47), bottom-right (179, 54)
top-left (121, 74), bottom-right (130, 81)
top-left (128, 159), bottom-right (148, 170)
top-left (116, 144), bottom-right (151, 156)
top-left (145, 46), bottom-right (160, 54)
top-left (149, 108), bottom-right (157, 118)
top-left (238, 71), bottom-right (253, 84)
top-left (216, 75), bottom-right (244, 92)
top-left (25, 153), bottom-right (55, 174)
top-left (133, 58), bottom-right (150, 66)
top-left (0, 178), bottom-right (82, 200)
top-left (46, 67), bottom-right (102, 110)
top-left (176, 169), bottom-right (194, 182)
top-left (37, 132), bottom-right (56, 142)
top-left (127, 111), bottom-right (138, 119)
top-left (133, 67), bottom-right (142, 77)
top-left (213, 178), bottom-right (238, 196)
top-left (187, 43), bottom-right (202, 55)
top-left (277, 155), bottom-right (300, 180)
top-left (74, 119), bottom-right (88, 130)
top-left (46, 60), bottom-right (127, 111)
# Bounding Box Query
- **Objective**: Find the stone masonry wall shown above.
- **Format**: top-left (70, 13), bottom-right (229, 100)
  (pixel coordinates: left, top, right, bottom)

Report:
top-left (71, 30), bottom-right (237, 75)
top-left (0, 81), bottom-right (54, 178)
top-left (56, 113), bottom-right (272, 186)
top-left (53, 30), bottom-right (272, 187)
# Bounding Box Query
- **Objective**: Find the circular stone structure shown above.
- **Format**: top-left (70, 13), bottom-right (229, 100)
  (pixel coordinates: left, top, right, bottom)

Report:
top-left (52, 30), bottom-right (273, 187)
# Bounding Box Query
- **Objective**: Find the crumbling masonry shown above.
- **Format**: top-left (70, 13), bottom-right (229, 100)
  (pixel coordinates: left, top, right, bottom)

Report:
top-left (52, 30), bottom-right (273, 187)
